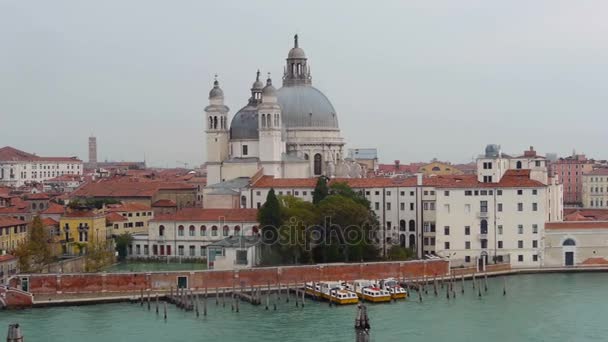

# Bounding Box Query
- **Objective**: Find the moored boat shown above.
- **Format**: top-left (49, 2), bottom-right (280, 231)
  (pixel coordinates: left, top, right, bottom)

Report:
top-left (346, 279), bottom-right (392, 303)
top-left (318, 281), bottom-right (359, 305)
top-left (379, 278), bottom-right (408, 299)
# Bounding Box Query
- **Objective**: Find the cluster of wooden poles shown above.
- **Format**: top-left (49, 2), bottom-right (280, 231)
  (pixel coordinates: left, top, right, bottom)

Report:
top-left (406, 272), bottom-right (508, 302)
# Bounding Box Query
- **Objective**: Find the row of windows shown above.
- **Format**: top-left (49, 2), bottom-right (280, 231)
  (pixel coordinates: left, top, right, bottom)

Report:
top-left (442, 224), bottom-right (539, 236)
top-left (159, 225), bottom-right (259, 237)
top-left (588, 177), bottom-right (608, 182)
top-left (0, 225), bottom-right (27, 236)
top-left (131, 244), bottom-right (208, 257)
top-left (443, 239), bottom-right (538, 250)
top-left (121, 211), bottom-right (153, 217)
top-left (463, 254), bottom-right (539, 263)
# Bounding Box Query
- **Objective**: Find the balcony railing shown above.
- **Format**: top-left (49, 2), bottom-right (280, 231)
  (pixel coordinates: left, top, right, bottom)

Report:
top-left (477, 233), bottom-right (488, 240)
top-left (477, 211), bottom-right (489, 218)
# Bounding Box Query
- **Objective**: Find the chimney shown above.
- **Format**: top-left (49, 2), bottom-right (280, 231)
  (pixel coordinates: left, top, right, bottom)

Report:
top-left (394, 160), bottom-right (400, 170)
top-left (416, 173), bottom-right (423, 186)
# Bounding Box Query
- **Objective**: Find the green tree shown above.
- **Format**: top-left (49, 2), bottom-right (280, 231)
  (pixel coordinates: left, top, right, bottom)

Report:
top-left (278, 196), bottom-right (318, 264)
top-left (85, 239), bottom-right (114, 272)
top-left (329, 181), bottom-right (371, 208)
top-left (312, 176), bottom-right (329, 204)
top-left (257, 188), bottom-right (282, 264)
top-left (387, 245), bottom-right (414, 261)
top-left (14, 216), bottom-right (53, 273)
top-left (114, 233), bottom-right (133, 261)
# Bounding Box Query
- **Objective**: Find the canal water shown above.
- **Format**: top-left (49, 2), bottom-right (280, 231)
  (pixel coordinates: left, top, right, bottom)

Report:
top-left (1, 273), bottom-right (607, 341)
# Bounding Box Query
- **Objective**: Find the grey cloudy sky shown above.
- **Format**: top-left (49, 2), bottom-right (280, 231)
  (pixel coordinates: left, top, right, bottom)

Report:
top-left (1, 0), bottom-right (607, 167)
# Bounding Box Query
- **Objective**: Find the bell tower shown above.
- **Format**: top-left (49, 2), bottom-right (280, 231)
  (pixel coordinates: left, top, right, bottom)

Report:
top-left (258, 75), bottom-right (284, 176)
top-left (204, 76), bottom-right (229, 184)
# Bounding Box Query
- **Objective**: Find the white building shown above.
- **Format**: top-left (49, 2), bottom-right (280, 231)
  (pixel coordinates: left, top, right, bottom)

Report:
top-left (129, 208), bottom-right (259, 262)
top-left (205, 35), bottom-right (363, 187)
top-left (0, 146), bottom-right (83, 188)
top-left (207, 235), bottom-right (262, 270)
top-left (238, 145), bottom-right (563, 269)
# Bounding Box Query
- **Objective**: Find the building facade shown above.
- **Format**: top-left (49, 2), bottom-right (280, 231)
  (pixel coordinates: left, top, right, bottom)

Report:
top-left (0, 254), bottom-right (18, 285)
top-left (59, 209), bottom-right (109, 255)
top-left (0, 146), bottom-right (83, 188)
top-left (129, 208), bottom-right (258, 262)
top-left (551, 153), bottom-right (595, 207)
top-left (106, 203), bottom-right (154, 236)
top-left (0, 217), bottom-right (28, 253)
top-left (544, 221), bottom-right (608, 267)
top-left (582, 168), bottom-right (608, 209)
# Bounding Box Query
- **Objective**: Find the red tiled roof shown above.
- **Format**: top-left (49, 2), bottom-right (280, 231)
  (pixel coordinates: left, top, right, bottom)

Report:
top-left (45, 174), bottom-right (83, 182)
top-left (581, 257), bottom-right (608, 265)
top-left (106, 212), bottom-right (128, 223)
top-left (0, 217), bottom-right (27, 228)
top-left (72, 179), bottom-right (195, 198)
top-left (0, 146), bottom-right (81, 162)
top-left (563, 209), bottom-right (608, 221)
top-left (253, 176), bottom-right (318, 188)
top-left (0, 254), bottom-right (17, 263)
top-left (152, 199), bottom-right (177, 207)
top-left (107, 203), bottom-right (151, 212)
top-left (24, 193), bottom-right (50, 200)
top-left (62, 210), bottom-right (103, 218)
top-left (41, 217), bottom-right (59, 227)
top-left (545, 221), bottom-right (608, 230)
top-left (585, 168), bottom-right (608, 176)
top-left (42, 202), bottom-right (65, 215)
top-left (153, 208), bottom-right (258, 223)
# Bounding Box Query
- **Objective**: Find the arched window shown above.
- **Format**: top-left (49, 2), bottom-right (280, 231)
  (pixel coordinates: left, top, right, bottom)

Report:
top-left (200, 225), bottom-right (207, 236)
top-left (266, 114), bottom-right (271, 127)
top-left (211, 225), bottom-right (218, 236)
top-left (189, 225), bottom-right (195, 237)
top-left (241, 195), bottom-right (247, 207)
top-left (400, 234), bottom-right (406, 247)
top-left (516, 161), bottom-right (522, 169)
top-left (409, 234), bottom-right (416, 248)
top-left (304, 154), bottom-right (309, 160)
top-left (234, 225), bottom-right (241, 235)
top-left (399, 220), bottom-right (406, 231)
top-left (563, 238), bottom-right (576, 246)
top-left (261, 114), bottom-right (266, 127)
top-left (252, 226), bottom-right (259, 235)
top-left (409, 220), bottom-right (415, 232)
top-left (159, 225), bottom-right (165, 237)
top-left (432, 166), bottom-right (441, 171)
top-left (223, 225), bottom-right (230, 236)
top-left (178, 225), bottom-right (185, 236)
top-left (208, 117), bottom-right (213, 129)
top-left (480, 220), bottom-right (488, 234)
top-left (274, 113), bottom-right (279, 126)
top-left (314, 153), bottom-right (322, 175)
top-left (32, 203), bottom-right (37, 210)
top-left (213, 116), bottom-right (218, 129)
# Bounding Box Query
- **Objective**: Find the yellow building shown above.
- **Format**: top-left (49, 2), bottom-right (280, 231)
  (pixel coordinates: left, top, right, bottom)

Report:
top-left (106, 203), bottom-right (154, 236)
top-left (418, 161), bottom-right (464, 176)
top-left (59, 209), bottom-right (109, 255)
top-left (0, 217), bottom-right (28, 253)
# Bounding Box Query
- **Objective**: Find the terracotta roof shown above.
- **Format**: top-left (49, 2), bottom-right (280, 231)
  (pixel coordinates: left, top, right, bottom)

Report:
top-left (0, 217), bottom-right (27, 227)
top-left (107, 203), bottom-right (151, 212)
top-left (0, 254), bottom-right (17, 263)
top-left (24, 193), bottom-right (50, 200)
top-left (545, 221), bottom-right (608, 230)
top-left (106, 212), bottom-right (128, 223)
top-left (40, 202), bottom-right (65, 215)
top-left (564, 212), bottom-right (593, 222)
top-left (581, 257), bottom-right (608, 265)
top-left (0, 146), bottom-right (81, 163)
top-left (72, 179), bottom-right (195, 198)
top-left (62, 210), bottom-right (103, 218)
top-left (252, 171), bottom-right (544, 190)
top-left (41, 217), bottom-right (59, 227)
top-left (585, 168), bottom-right (608, 176)
top-left (45, 174), bottom-right (83, 182)
top-left (152, 199), bottom-right (177, 207)
top-left (563, 209), bottom-right (608, 221)
top-left (152, 208), bottom-right (258, 223)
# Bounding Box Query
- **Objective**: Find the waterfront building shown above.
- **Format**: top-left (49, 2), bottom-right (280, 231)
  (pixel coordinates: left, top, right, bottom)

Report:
top-left (205, 35), bottom-right (365, 186)
top-left (106, 203), bottom-right (154, 236)
top-left (0, 254), bottom-right (18, 285)
top-left (0, 146), bottom-right (83, 188)
top-left (551, 153), bottom-right (595, 207)
top-left (238, 145), bottom-right (563, 268)
top-left (544, 219), bottom-right (608, 267)
top-left (0, 217), bottom-right (28, 253)
top-left (58, 209), bottom-right (110, 255)
top-left (129, 208), bottom-right (258, 263)
top-left (581, 168), bottom-right (608, 208)
top-left (207, 235), bottom-right (262, 270)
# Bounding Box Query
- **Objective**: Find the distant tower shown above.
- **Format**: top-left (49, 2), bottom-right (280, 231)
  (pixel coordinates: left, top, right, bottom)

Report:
top-left (88, 136), bottom-right (98, 168)
top-left (205, 76), bottom-right (230, 184)
top-left (258, 75), bottom-right (285, 176)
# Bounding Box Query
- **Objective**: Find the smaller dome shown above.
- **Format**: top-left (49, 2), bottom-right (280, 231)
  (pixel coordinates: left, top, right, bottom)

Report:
top-left (288, 47), bottom-right (306, 59)
top-left (251, 70), bottom-right (264, 90)
top-left (262, 77), bottom-right (276, 97)
top-left (209, 79), bottom-right (223, 99)
top-left (485, 144), bottom-right (501, 158)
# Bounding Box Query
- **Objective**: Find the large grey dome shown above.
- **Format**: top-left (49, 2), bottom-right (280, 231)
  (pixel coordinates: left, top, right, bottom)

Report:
top-left (230, 105), bottom-right (258, 140)
top-left (276, 86), bottom-right (339, 129)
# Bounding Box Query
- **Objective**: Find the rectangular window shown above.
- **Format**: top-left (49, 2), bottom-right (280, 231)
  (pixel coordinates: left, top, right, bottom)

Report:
top-left (532, 203), bottom-right (538, 211)
top-left (465, 190), bottom-right (472, 196)
top-left (444, 204), bottom-right (450, 213)
top-left (465, 241), bottom-right (471, 249)
top-left (424, 191), bottom-right (428, 195)
top-left (532, 224), bottom-right (538, 234)
top-left (375, 202), bottom-right (380, 210)
top-left (480, 200), bottom-right (488, 213)
top-left (242, 145), bottom-right (248, 156)
top-left (144, 245), bottom-right (149, 255)
top-left (400, 203), bottom-right (405, 210)
top-left (410, 203), bottom-right (414, 210)
top-left (444, 226), bottom-right (450, 235)
top-left (498, 241), bottom-right (503, 249)
top-left (375, 191), bottom-right (380, 195)
top-left (410, 191), bottom-right (414, 196)
top-left (518, 225), bottom-right (523, 234)
top-left (480, 190), bottom-right (488, 196)
top-left (178, 245), bottom-right (184, 256)
top-left (400, 191), bottom-right (405, 196)
top-left (189, 246), bottom-right (195, 256)
top-left (465, 204), bottom-right (471, 213)
top-left (518, 240), bottom-right (524, 249)
top-left (386, 202), bottom-right (391, 210)
top-left (533, 254), bottom-right (538, 262)
top-left (200, 246), bottom-right (207, 257)
top-left (518, 203), bottom-right (523, 212)
top-left (497, 190), bottom-right (503, 196)
top-left (386, 221), bottom-right (392, 230)
top-left (444, 241), bottom-right (450, 250)
top-left (518, 255), bottom-right (524, 262)
top-left (498, 225), bottom-right (503, 235)
top-left (517, 189), bottom-right (523, 195)
top-left (532, 189), bottom-right (538, 195)
top-left (532, 240), bottom-right (538, 248)
top-left (444, 191), bottom-right (450, 196)
top-left (497, 203), bottom-right (503, 212)
top-left (465, 256), bottom-right (471, 263)
top-left (465, 226), bottom-right (470, 235)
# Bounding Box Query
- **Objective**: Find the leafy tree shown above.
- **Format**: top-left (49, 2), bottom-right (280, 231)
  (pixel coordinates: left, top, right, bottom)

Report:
top-left (312, 176), bottom-right (329, 204)
top-left (114, 233), bottom-right (133, 261)
top-left (85, 239), bottom-right (114, 272)
top-left (277, 196), bottom-right (318, 264)
top-left (14, 216), bottom-right (53, 273)
top-left (257, 189), bottom-right (282, 264)
top-left (387, 245), bottom-right (414, 261)
top-left (329, 182), bottom-right (371, 208)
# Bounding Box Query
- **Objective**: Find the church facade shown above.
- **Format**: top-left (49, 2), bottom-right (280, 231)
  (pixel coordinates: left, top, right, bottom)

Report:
top-left (205, 35), bottom-right (362, 186)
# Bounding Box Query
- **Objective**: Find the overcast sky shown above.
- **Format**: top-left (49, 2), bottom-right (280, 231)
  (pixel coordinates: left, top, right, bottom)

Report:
top-left (1, 0), bottom-right (607, 167)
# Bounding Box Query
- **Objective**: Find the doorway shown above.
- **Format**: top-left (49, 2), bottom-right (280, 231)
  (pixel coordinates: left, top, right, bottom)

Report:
top-left (565, 252), bottom-right (574, 266)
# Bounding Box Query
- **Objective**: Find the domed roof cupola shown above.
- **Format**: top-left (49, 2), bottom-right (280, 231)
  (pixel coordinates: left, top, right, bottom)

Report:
top-left (282, 34), bottom-right (311, 87)
top-left (249, 70), bottom-right (264, 105)
top-left (208, 75), bottom-right (224, 99)
top-left (262, 75), bottom-right (277, 99)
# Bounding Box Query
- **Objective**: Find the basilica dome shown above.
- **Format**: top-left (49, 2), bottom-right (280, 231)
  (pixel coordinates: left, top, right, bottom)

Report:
top-left (230, 105), bottom-right (258, 140)
top-left (276, 86), bottom-right (338, 129)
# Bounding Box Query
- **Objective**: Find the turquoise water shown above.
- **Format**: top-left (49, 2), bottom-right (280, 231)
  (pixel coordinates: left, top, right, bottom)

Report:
top-left (104, 261), bottom-right (206, 272)
top-left (2, 273), bottom-right (607, 341)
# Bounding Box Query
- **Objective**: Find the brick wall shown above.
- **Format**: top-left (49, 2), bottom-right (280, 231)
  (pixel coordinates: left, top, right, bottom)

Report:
top-left (16, 259), bottom-right (448, 296)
